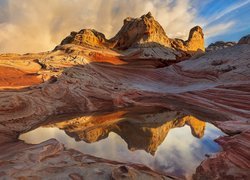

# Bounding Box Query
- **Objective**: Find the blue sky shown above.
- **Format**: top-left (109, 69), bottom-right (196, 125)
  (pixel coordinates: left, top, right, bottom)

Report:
top-left (195, 0), bottom-right (250, 45)
top-left (0, 0), bottom-right (249, 53)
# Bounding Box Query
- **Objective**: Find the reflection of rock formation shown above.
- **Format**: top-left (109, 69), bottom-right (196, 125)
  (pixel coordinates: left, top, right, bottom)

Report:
top-left (48, 110), bottom-right (206, 155)
top-left (50, 111), bottom-right (126, 143)
top-left (183, 116), bottom-right (206, 138)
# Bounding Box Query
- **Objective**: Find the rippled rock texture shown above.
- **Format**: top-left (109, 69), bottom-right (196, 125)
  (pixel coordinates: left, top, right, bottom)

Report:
top-left (0, 12), bottom-right (249, 179)
top-left (0, 139), bottom-right (177, 180)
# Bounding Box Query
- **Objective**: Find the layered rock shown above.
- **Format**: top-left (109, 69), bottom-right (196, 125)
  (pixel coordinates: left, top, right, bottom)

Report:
top-left (0, 13), bottom-right (249, 180)
top-left (194, 130), bottom-right (250, 179)
top-left (170, 26), bottom-right (205, 53)
top-left (0, 139), bottom-right (176, 180)
top-left (110, 12), bottom-right (171, 50)
top-left (59, 29), bottom-right (108, 48)
top-left (206, 41), bottom-right (236, 52)
top-left (57, 12), bottom-right (205, 60)
top-left (185, 26), bottom-right (205, 52)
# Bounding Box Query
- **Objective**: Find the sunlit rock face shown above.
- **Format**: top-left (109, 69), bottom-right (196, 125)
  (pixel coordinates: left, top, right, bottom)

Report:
top-left (185, 26), bottom-right (205, 52)
top-left (171, 26), bottom-right (205, 53)
top-left (60, 29), bottom-right (108, 48)
top-left (57, 12), bottom-right (204, 60)
top-left (110, 12), bottom-right (171, 50)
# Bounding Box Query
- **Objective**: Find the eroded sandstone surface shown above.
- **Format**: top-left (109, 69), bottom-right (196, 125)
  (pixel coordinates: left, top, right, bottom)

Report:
top-left (0, 12), bottom-right (249, 179)
top-left (206, 41), bottom-right (236, 52)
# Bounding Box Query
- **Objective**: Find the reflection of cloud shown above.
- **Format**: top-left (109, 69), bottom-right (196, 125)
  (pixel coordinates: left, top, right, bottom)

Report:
top-left (19, 122), bottom-right (225, 177)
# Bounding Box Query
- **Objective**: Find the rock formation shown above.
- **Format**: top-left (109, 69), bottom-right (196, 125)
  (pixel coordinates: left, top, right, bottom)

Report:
top-left (206, 41), bottom-right (236, 52)
top-left (0, 139), bottom-right (176, 180)
top-left (110, 12), bottom-right (171, 49)
top-left (171, 26), bottom-right (205, 53)
top-left (0, 12), bottom-right (249, 180)
top-left (60, 29), bottom-right (108, 48)
top-left (58, 12), bottom-right (205, 61)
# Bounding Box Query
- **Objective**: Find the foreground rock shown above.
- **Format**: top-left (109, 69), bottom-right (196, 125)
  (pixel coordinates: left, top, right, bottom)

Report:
top-left (0, 139), bottom-right (177, 180)
top-left (194, 130), bottom-right (250, 179)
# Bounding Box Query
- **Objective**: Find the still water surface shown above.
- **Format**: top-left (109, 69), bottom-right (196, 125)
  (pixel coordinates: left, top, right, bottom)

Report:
top-left (20, 110), bottom-right (225, 178)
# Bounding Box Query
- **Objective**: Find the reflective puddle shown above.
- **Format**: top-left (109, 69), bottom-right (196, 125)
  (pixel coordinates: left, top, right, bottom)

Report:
top-left (19, 109), bottom-right (225, 178)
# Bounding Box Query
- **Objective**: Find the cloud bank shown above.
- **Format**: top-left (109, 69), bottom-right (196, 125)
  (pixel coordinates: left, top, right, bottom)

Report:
top-left (0, 0), bottom-right (248, 53)
top-left (0, 0), bottom-right (197, 53)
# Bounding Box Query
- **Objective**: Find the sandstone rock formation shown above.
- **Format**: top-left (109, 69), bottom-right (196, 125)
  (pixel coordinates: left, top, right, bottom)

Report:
top-left (110, 12), bottom-right (171, 49)
top-left (60, 29), bottom-right (108, 48)
top-left (58, 12), bottom-right (205, 61)
top-left (171, 26), bottom-right (205, 54)
top-left (194, 130), bottom-right (250, 179)
top-left (206, 41), bottom-right (236, 52)
top-left (0, 12), bottom-right (249, 180)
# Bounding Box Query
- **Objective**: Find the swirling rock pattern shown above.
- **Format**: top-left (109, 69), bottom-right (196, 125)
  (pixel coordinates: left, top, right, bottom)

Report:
top-left (0, 16), bottom-right (249, 179)
top-left (0, 139), bottom-right (177, 180)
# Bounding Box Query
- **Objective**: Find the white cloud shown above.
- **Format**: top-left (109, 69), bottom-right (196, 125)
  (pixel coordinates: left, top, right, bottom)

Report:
top-left (0, 0), bottom-right (247, 53)
top-left (204, 0), bottom-right (250, 26)
top-left (204, 21), bottom-right (236, 38)
top-left (0, 0), bottom-right (198, 53)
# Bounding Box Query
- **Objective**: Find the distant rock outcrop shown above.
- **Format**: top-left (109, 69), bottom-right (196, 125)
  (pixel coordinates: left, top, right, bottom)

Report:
top-left (206, 41), bottom-right (236, 52)
top-left (170, 26), bottom-right (205, 53)
top-left (110, 12), bottom-right (171, 50)
top-left (60, 29), bottom-right (108, 48)
top-left (186, 26), bottom-right (205, 52)
top-left (238, 34), bottom-right (250, 44)
top-left (58, 12), bottom-right (205, 58)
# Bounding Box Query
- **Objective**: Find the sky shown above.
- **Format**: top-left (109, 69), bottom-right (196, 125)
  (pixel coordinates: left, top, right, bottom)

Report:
top-left (0, 0), bottom-right (249, 53)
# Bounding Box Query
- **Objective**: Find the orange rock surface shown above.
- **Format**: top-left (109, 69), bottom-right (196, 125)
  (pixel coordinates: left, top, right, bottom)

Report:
top-left (0, 66), bottom-right (42, 88)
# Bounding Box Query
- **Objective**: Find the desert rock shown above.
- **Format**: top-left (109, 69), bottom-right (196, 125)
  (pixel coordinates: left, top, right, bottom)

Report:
top-left (206, 41), bottom-right (236, 52)
top-left (238, 34), bottom-right (250, 44)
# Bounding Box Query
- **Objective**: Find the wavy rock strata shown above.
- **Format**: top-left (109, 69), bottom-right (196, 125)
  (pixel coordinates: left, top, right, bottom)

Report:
top-left (0, 139), bottom-right (177, 180)
top-left (0, 13), bottom-right (249, 179)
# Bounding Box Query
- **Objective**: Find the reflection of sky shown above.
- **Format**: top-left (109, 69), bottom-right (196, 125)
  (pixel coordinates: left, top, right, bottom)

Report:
top-left (20, 122), bottom-right (225, 178)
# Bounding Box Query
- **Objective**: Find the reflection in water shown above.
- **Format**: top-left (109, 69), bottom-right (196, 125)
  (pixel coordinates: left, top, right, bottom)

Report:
top-left (19, 109), bottom-right (225, 178)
